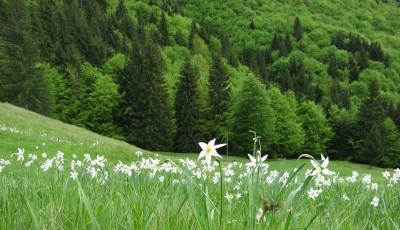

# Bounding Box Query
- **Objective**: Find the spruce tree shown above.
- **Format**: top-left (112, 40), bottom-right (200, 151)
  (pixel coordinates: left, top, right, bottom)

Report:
top-left (264, 47), bottom-right (273, 66)
top-left (381, 118), bottom-right (400, 168)
top-left (358, 124), bottom-right (384, 165)
top-left (209, 54), bottom-right (231, 140)
top-left (159, 12), bottom-right (169, 46)
top-left (284, 33), bottom-right (292, 53)
top-left (116, 37), bottom-right (173, 151)
top-left (188, 22), bottom-right (197, 49)
top-left (332, 32), bottom-right (345, 49)
top-left (327, 55), bottom-right (339, 78)
top-left (271, 32), bottom-right (281, 51)
top-left (293, 17), bottom-right (303, 41)
top-left (349, 56), bottom-right (359, 82)
top-left (174, 58), bottom-right (202, 152)
top-left (0, 0), bottom-right (52, 114)
top-left (359, 47), bottom-right (369, 70)
top-left (230, 76), bottom-right (275, 156)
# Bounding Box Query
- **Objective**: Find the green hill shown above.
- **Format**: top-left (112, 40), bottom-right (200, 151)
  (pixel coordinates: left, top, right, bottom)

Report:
top-left (0, 103), bottom-right (143, 161)
top-left (0, 103), bottom-right (387, 179)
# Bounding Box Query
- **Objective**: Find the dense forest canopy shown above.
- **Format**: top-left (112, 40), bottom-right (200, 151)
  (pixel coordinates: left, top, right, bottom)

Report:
top-left (1, 0), bottom-right (400, 167)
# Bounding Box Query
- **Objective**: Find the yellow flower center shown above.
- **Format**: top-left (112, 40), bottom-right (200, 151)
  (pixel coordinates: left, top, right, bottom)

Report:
top-left (205, 146), bottom-right (212, 154)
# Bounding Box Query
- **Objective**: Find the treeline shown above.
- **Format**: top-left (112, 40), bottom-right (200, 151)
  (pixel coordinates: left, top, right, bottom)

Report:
top-left (0, 0), bottom-right (400, 168)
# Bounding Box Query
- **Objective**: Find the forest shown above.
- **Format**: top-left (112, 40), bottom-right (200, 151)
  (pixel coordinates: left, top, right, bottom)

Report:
top-left (1, 0), bottom-right (400, 167)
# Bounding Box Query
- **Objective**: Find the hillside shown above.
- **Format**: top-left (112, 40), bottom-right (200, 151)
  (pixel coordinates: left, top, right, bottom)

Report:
top-left (0, 102), bottom-right (387, 179)
top-left (0, 103), bottom-right (144, 161)
top-left (1, 0), bottom-right (400, 168)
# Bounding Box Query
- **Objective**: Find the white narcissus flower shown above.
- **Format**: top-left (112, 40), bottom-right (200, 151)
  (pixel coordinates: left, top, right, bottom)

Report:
top-left (371, 196), bottom-right (379, 208)
top-left (310, 154), bottom-right (333, 176)
top-left (198, 139), bottom-right (226, 163)
top-left (246, 153), bottom-right (268, 168)
top-left (13, 148), bottom-right (25, 161)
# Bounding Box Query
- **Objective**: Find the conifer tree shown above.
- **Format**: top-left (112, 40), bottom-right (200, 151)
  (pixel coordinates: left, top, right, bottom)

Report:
top-left (332, 32), bottom-right (345, 49)
top-left (209, 54), bottom-right (231, 140)
top-left (284, 33), bottom-right (292, 53)
top-left (0, 0), bottom-right (51, 114)
top-left (264, 47), bottom-right (273, 66)
top-left (381, 118), bottom-right (400, 168)
top-left (188, 22), bottom-right (197, 49)
top-left (249, 19), bottom-right (256, 30)
top-left (293, 17), bottom-right (303, 41)
top-left (221, 35), bottom-right (237, 67)
top-left (174, 58), bottom-right (202, 152)
top-left (116, 37), bottom-right (173, 151)
top-left (159, 12), bottom-right (169, 46)
top-left (271, 32), bottom-right (281, 51)
top-left (359, 47), bottom-right (369, 70)
top-left (327, 55), bottom-right (339, 78)
top-left (349, 56), bottom-right (359, 82)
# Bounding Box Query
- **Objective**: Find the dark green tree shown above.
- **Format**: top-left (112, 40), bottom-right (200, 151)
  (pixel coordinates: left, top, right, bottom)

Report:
top-left (209, 54), bottom-right (231, 140)
top-left (0, 0), bottom-right (52, 114)
top-left (284, 33), bottom-right (292, 54)
top-left (116, 37), bottom-right (173, 151)
top-left (159, 12), bottom-right (169, 46)
top-left (327, 55), bottom-right (339, 78)
top-left (188, 22), bottom-right (197, 49)
top-left (271, 32), bottom-right (281, 51)
top-left (349, 56), bottom-right (359, 82)
top-left (174, 58), bottom-right (203, 152)
top-left (359, 47), bottom-right (369, 70)
top-left (293, 17), bottom-right (303, 41)
top-left (332, 32), bottom-right (345, 49)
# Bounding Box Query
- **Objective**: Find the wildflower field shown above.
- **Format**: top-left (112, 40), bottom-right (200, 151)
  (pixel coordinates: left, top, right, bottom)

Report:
top-left (1, 104), bottom-right (400, 229)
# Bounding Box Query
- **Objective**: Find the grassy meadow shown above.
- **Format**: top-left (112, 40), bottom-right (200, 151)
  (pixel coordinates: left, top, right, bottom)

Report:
top-left (0, 103), bottom-right (399, 229)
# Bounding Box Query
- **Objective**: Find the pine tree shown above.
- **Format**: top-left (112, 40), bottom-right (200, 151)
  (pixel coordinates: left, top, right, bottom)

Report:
top-left (357, 123), bottom-right (384, 165)
top-left (284, 33), bottom-right (292, 53)
top-left (381, 118), bottom-right (400, 168)
top-left (293, 17), bottom-right (303, 41)
top-left (174, 58), bottom-right (203, 152)
top-left (354, 81), bottom-right (387, 163)
top-left (327, 117), bottom-right (356, 160)
top-left (264, 47), bottom-right (273, 66)
top-left (327, 55), bottom-right (339, 78)
top-left (249, 19), bottom-right (256, 30)
top-left (330, 79), bottom-right (350, 109)
top-left (271, 32), bottom-right (281, 51)
top-left (221, 35), bottom-right (237, 67)
top-left (209, 54), bottom-right (231, 139)
top-left (188, 22), bottom-right (197, 49)
top-left (159, 12), bottom-right (169, 46)
top-left (349, 56), bottom-right (359, 82)
top-left (359, 47), bottom-right (369, 70)
top-left (391, 103), bottom-right (400, 129)
top-left (230, 76), bottom-right (275, 156)
top-left (116, 37), bottom-right (173, 151)
top-left (332, 32), bottom-right (345, 49)
top-left (0, 0), bottom-right (52, 114)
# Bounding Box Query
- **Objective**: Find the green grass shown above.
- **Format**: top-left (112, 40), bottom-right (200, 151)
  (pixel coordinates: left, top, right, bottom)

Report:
top-left (0, 103), bottom-right (399, 229)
